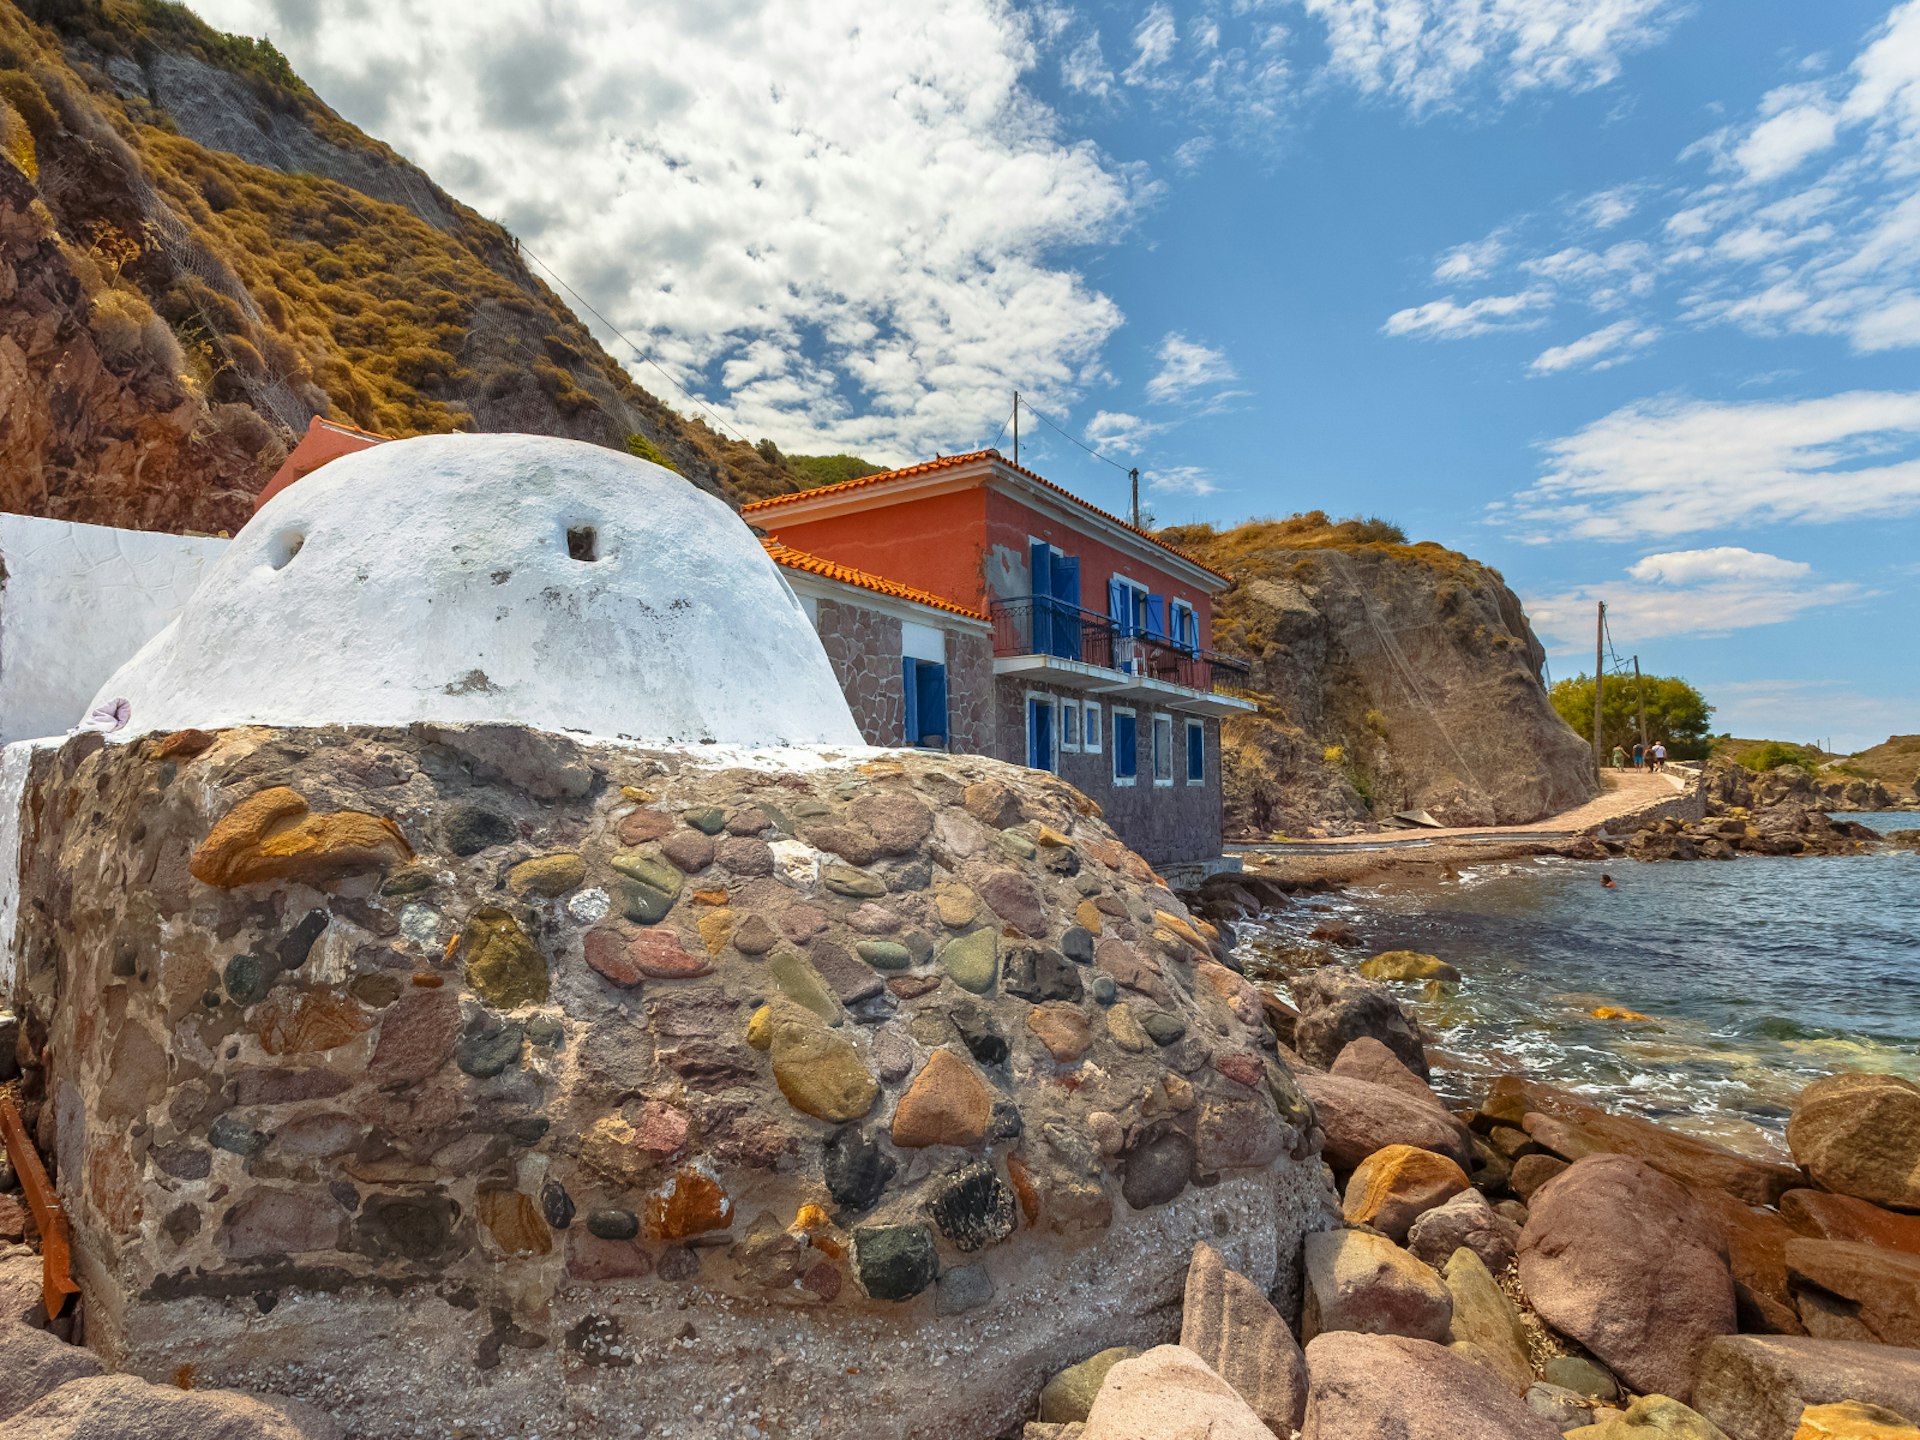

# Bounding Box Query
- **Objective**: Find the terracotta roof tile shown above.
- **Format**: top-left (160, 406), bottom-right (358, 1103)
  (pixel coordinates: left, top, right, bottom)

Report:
top-left (741, 449), bottom-right (1229, 584)
top-left (761, 539), bottom-right (989, 622)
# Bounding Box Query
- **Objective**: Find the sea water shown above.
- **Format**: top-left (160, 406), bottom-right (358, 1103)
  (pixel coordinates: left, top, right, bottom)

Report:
top-left (1236, 815), bottom-right (1920, 1156)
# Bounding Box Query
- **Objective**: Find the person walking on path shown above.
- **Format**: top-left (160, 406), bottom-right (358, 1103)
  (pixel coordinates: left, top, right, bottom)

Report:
top-left (1650, 741), bottom-right (1667, 773)
top-left (1632, 741), bottom-right (1645, 769)
top-left (1611, 744), bottom-right (1627, 770)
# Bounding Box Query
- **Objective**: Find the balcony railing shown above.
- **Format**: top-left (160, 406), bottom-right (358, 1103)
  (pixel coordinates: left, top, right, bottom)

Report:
top-left (990, 597), bottom-right (1251, 697)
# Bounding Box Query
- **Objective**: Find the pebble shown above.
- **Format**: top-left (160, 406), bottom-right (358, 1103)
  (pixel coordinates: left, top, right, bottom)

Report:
top-left (587, 1208), bottom-right (640, 1241)
top-left (938, 929), bottom-right (998, 995)
top-left (892, 1049), bottom-right (994, 1148)
top-left (854, 1224), bottom-right (938, 1301)
top-left (567, 887), bottom-right (612, 924)
top-left (929, 1160), bottom-right (1016, 1252)
top-left (824, 1125), bottom-right (897, 1214)
top-left (855, 940), bottom-right (913, 971)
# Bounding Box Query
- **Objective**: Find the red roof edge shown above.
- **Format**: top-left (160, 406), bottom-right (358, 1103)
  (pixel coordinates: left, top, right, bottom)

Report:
top-left (762, 539), bottom-right (989, 621)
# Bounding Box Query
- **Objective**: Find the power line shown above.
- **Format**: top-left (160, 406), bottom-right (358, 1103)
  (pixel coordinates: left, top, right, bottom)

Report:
top-left (1015, 395), bottom-right (1134, 475)
top-left (514, 240), bottom-right (752, 445)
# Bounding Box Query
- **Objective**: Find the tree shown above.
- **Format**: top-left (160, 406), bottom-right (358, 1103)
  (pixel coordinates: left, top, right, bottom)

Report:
top-left (1550, 673), bottom-right (1715, 760)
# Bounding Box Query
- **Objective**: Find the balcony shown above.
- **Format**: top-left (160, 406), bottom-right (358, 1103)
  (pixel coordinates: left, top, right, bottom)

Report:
top-left (989, 598), bottom-right (1257, 717)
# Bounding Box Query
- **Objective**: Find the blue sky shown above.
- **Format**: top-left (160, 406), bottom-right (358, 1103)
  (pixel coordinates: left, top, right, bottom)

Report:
top-left (199, 0), bottom-right (1919, 750)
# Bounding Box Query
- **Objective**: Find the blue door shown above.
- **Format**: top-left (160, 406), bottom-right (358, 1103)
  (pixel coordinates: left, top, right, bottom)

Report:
top-left (1027, 698), bottom-right (1054, 772)
top-left (1049, 552), bottom-right (1081, 660)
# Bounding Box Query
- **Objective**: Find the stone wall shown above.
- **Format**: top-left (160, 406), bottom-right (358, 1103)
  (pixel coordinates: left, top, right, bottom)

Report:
top-left (9, 723), bottom-right (1324, 1439)
top-left (993, 679), bottom-right (1225, 867)
top-left (813, 595), bottom-right (993, 757)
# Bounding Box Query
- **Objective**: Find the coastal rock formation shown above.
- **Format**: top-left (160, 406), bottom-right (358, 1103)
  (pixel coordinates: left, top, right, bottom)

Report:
top-left (1302, 1229), bottom-right (1453, 1343)
top-left (1077, 1345), bottom-right (1271, 1440)
top-left (1783, 1240), bottom-right (1920, 1347)
top-left (1781, 1190), bottom-right (1920, 1258)
top-left (1341, 1144), bottom-right (1471, 1241)
top-left (1407, 1188), bottom-right (1521, 1273)
top-left (1179, 1241), bottom-right (1310, 1435)
top-left (1291, 967), bottom-right (1430, 1075)
top-left (1299, 1332), bottom-right (1560, 1440)
top-left (1693, 1336), bottom-right (1920, 1440)
top-left (1158, 517), bottom-right (1597, 837)
top-left (1788, 1074), bottom-right (1920, 1212)
top-left (1518, 1155), bottom-right (1737, 1402)
top-left (1298, 1072), bottom-right (1474, 1172)
top-left (8, 725), bottom-right (1322, 1439)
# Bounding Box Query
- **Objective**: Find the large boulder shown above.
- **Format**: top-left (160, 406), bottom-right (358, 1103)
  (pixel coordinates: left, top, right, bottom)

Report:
top-left (1690, 1185), bottom-right (1805, 1335)
top-left (1331, 1036), bottom-right (1443, 1107)
top-left (1788, 1075), bottom-right (1920, 1212)
top-left (1408, 1188), bottom-right (1522, 1273)
top-left (0, 1323), bottom-right (104, 1422)
top-left (1444, 1248), bottom-right (1532, 1395)
top-left (4, 1375), bottom-right (339, 1440)
top-left (1041, 1348), bottom-right (1144, 1424)
top-left (1078, 1345), bottom-right (1271, 1440)
top-left (1793, 1401), bottom-right (1920, 1437)
top-left (1482, 1077), bottom-right (1802, 1206)
top-left (1358, 951), bottom-right (1460, 984)
top-left (1693, 1336), bottom-right (1920, 1440)
top-left (1180, 1242), bottom-right (1309, 1435)
top-left (1292, 969), bottom-right (1429, 1076)
top-left (1300, 1333), bottom-right (1560, 1440)
top-left (1343, 1145), bottom-right (1471, 1242)
top-left (1783, 1239), bottom-right (1920, 1347)
top-left (1303, 1229), bottom-right (1453, 1343)
top-left (1298, 1072), bottom-right (1474, 1173)
top-left (1518, 1155), bottom-right (1736, 1402)
top-left (1782, 1189), bottom-right (1920, 1258)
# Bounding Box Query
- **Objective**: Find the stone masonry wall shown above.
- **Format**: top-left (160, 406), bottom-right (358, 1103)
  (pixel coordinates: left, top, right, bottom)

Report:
top-left (813, 595), bottom-right (992, 758)
top-left (993, 678), bottom-right (1225, 867)
top-left (9, 723), bottom-right (1322, 1439)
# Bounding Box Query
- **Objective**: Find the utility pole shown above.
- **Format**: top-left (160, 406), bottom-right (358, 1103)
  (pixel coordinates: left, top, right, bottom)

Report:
top-left (1129, 467), bottom-right (1140, 527)
top-left (1633, 655), bottom-right (1649, 755)
top-left (1012, 392), bottom-right (1019, 467)
top-left (1593, 601), bottom-right (1606, 770)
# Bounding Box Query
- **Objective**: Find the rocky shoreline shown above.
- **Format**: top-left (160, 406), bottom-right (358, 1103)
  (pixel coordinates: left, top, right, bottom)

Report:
top-left (1019, 954), bottom-right (1920, 1439)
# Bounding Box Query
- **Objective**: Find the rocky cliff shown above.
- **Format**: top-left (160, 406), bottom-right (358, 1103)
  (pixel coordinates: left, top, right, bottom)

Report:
top-left (1159, 514), bottom-right (1597, 836)
top-left (0, 0), bottom-right (801, 534)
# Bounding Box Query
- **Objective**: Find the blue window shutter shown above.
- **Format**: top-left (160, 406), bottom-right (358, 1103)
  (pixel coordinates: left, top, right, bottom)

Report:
top-left (1050, 553), bottom-right (1080, 660)
top-left (1108, 578), bottom-right (1129, 635)
top-left (915, 662), bottom-right (948, 745)
top-left (902, 658), bottom-right (918, 745)
top-left (1144, 593), bottom-right (1167, 641)
top-left (1113, 712), bottom-right (1137, 778)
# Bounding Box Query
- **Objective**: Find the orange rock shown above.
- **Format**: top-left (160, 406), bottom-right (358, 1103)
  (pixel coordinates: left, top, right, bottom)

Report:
top-left (192, 786), bottom-right (412, 888)
top-left (478, 1189), bottom-right (552, 1256)
top-left (1590, 1005), bottom-right (1655, 1023)
top-left (1006, 1152), bottom-right (1041, 1227)
top-left (692, 889), bottom-right (730, 906)
top-left (647, 1167), bottom-right (733, 1240)
top-left (1075, 899), bottom-right (1104, 935)
top-left (1794, 1401), bottom-right (1920, 1438)
top-left (153, 728), bottom-right (216, 759)
top-left (1027, 1003), bottom-right (1094, 1062)
top-left (1782, 1189), bottom-right (1920, 1260)
top-left (697, 908), bottom-right (734, 956)
top-left (256, 989), bottom-right (373, 1054)
top-left (892, 1049), bottom-right (993, 1148)
top-left (1342, 1144), bottom-right (1471, 1242)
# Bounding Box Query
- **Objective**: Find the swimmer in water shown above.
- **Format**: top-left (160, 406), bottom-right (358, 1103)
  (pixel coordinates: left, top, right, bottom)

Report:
top-left (1601, 873), bottom-right (1617, 888)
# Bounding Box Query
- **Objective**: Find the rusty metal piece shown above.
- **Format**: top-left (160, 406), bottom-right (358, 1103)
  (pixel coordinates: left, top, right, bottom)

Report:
top-left (0, 1094), bottom-right (79, 1318)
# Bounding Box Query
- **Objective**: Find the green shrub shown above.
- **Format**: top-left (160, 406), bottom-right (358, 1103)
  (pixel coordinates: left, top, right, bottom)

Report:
top-left (1740, 741), bottom-right (1819, 775)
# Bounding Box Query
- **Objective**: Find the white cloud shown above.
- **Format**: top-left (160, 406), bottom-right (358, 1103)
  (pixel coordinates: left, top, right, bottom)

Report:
top-left (1062, 32), bottom-right (1116, 97)
top-left (1503, 389), bottom-right (1920, 540)
top-left (1085, 410), bottom-right (1170, 452)
top-left (1527, 548), bottom-right (1865, 648)
top-left (1408, 1), bottom-right (1920, 363)
top-left (1528, 319), bottom-right (1659, 373)
top-left (1145, 465), bottom-right (1219, 496)
top-left (1172, 135), bottom-right (1217, 171)
top-left (1294, 0), bottom-right (1682, 115)
top-left (1145, 332), bottom-right (1238, 403)
top-left (192, 0), bottom-right (1140, 462)
top-left (1124, 4), bottom-right (1180, 85)
top-left (1433, 233), bottom-right (1506, 282)
top-left (1382, 289), bottom-right (1552, 338)
top-left (1706, 679), bottom-right (1918, 754)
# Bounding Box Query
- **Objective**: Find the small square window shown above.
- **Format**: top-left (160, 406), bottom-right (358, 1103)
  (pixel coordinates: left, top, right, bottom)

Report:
top-left (1083, 702), bottom-right (1102, 754)
top-left (1151, 713), bottom-right (1174, 785)
top-left (1061, 701), bottom-right (1081, 752)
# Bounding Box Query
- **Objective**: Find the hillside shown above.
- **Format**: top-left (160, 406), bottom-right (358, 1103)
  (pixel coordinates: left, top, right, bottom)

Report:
top-left (1836, 734), bottom-right (1920, 792)
top-left (1159, 512), bottom-right (1598, 836)
top-left (0, 0), bottom-right (805, 534)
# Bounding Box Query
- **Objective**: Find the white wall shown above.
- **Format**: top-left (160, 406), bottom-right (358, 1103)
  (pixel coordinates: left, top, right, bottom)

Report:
top-left (0, 513), bottom-right (227, 745)
top-left (94, 434), bottom-right (864, 748)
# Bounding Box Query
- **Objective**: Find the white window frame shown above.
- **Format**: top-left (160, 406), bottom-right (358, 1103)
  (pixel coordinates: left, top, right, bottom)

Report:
top-left (1060, 697), bottom-right (1081, 753)
top-left (1024, 689), bottom-right (1058, 775)
top-left (1110, 705), bottom-right (1137, 786)
top-left (1083, 701), bottom-right (1102, 755)
top-left (1151, 713), bottom-right (1175, 787)
top-left (1185, 718), bottom-right (1206, 785)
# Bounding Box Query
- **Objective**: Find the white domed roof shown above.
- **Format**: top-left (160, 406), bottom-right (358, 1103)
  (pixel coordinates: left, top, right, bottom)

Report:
top-left (93, 433), bottom-right (863, 747)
